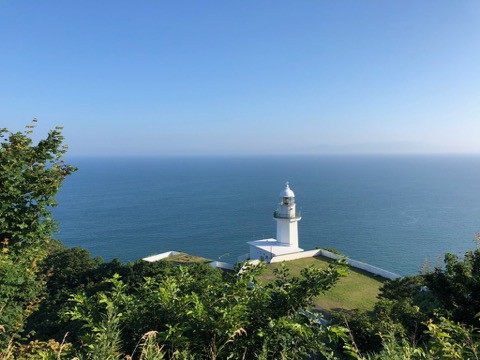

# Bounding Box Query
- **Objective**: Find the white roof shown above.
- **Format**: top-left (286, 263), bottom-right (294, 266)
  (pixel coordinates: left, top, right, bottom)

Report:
top-left (279, 182), bottom-right (295, 198)
top-left (143, 251), bottom-right (180, 262)
top-left (248, 238), bottom-right (303, 256)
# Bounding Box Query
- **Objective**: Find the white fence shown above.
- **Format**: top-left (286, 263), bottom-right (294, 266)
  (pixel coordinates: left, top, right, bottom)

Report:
top-left (270, 249), bottom-right (400, 280)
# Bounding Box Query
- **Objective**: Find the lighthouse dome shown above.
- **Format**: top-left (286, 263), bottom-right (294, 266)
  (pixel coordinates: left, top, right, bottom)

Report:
top-left (279, 182), bottom-right (295, 198)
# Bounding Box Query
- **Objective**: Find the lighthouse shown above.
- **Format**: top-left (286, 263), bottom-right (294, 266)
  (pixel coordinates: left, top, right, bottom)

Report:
top-left (246, 182), bottom-right (304, 262)
top-left (274, 182), bottom-right (301, 248)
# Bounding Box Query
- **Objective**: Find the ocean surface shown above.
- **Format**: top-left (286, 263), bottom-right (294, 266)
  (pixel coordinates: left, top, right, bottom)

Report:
top-left (53, 155), bottom-right (480, 275)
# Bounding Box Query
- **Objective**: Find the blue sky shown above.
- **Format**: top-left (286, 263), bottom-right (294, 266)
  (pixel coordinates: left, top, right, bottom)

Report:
top-left (1, 1), bottom-right (479, 155)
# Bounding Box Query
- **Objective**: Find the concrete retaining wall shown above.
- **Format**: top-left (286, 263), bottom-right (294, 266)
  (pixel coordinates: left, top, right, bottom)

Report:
top-left (270, 249), bottom-right (400, 280)
top-left (318, 249), bottom-right (400, 280)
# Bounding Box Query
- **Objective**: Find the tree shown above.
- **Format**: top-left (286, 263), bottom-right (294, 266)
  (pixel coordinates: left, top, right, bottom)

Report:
top-left (424, 245), bottom-right (480, 327)
top-left (0, 120), bottom-right (76, 250)
top-left (0, 120), bottom-right (76, 347)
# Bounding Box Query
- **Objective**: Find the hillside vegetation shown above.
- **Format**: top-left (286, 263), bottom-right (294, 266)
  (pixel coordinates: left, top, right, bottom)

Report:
top-left (2, 123), bottom-right (480, 359)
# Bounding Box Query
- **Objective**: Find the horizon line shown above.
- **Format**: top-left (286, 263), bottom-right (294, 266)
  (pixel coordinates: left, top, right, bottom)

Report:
top-left (65, 152), bottom-right (480, 159)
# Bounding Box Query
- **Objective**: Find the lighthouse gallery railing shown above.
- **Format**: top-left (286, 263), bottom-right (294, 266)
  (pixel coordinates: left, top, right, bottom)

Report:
top-left (273, 210), bottom-right (301, 219)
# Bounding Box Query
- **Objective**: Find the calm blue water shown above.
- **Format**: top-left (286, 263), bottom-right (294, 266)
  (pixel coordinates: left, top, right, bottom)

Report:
top-left (53, 156), bottom-right (480, 275)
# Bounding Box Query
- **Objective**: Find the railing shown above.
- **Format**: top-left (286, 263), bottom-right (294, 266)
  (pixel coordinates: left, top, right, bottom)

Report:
top-left (273, 210), bottom-right (301, 219)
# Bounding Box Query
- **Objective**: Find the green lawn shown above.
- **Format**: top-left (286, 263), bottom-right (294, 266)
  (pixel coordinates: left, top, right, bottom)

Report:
top-left (259, 256), bottom-right (386, 312)
top-left (162, 252), bottom-right (212, 264)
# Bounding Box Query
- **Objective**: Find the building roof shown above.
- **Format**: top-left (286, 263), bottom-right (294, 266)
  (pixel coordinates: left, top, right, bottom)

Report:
top-left (143, 251), bottom-right (180, 262)
top-left (248, 238), bottom-right (303, 256)
top-left (279, 182), bottom-right (295, 198)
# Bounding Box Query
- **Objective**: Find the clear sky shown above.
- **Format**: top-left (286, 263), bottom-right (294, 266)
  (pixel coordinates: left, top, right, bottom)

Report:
top-left (1, 1), bottom-right (479, 156)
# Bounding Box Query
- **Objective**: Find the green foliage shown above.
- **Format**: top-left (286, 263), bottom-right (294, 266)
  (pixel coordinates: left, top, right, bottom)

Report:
top-left (0, 121), bottom-right (76, 250)
top-left (329, 247), bottom-right (480, 359)
top-left (363, 327), bottom-right (424, 360)
top-left (11, 337), bottom-right (72, 360)
top-left (260, 256), bottom-right (383, 312)
top-left (0, 121), bottom-right (75, 349)
top-left (0, 252), bottom-right (43, 340)
top-left (425, 316), bottom-right (480, 359)
top-left (378, 276), bottom-right (425, 301)
top-left (133, 332), bottom-right (167, 360)
top-left (65, 260), bottom-right (347, 359)
top-left (329, 310), bottom-right (383, 355)
top-left (424, 248), bottom-right (480, 326)
top-left (67, 274), bottom-right (128, 360)
top-left (25, 247), bottom-right (104, 341)
top-left (269, 261), bottom-right (348, 312)
top-left (373, 298), bottom-right (427, 342)
top-left (342, 317), bottom-right (480, 360)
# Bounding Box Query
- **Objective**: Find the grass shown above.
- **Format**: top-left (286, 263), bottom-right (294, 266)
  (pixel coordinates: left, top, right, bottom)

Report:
top-left (259, 256), bottom-right (386, 312)
top-left (161, 252), bottom-right (385, 311)
top-left (162, 252), bottom-right (212, 264)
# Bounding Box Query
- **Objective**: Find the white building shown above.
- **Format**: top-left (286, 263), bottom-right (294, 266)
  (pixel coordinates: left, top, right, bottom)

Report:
top-left (247, 183), bottom-right (304, 262)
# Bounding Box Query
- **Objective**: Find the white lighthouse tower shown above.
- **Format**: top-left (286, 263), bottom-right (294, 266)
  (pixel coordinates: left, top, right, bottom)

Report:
top-left (275, 182), bottom-right (301, 248)
top-left (246, 182), bottom-right (304, 262)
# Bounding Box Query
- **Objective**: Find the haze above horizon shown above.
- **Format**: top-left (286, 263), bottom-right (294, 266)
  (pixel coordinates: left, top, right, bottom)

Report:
top-left (1, 1), bottom-right (479, 156)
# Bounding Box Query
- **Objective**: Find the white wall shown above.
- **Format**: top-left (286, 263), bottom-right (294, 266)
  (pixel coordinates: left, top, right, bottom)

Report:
top-left (249, 245), bottom-right (274, 262)
top-left (276, 218), bottom-right (299, 248)
top-left (270, 249), bottom-right (400, 280)
top-left (209, 261), bottom-right (234, 270)
top-left (142, 251), bottom-right (180, 262)
top-left (269, 249), bottom-right (322, 263)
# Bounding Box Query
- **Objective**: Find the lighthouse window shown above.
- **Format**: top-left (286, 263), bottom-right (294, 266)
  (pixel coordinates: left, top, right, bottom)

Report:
top-left (283, 197), bottom-right (290, 205)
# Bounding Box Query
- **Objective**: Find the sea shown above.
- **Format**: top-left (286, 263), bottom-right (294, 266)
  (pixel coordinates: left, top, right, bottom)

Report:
top-left (53, 155), bottom-right (480, 276)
